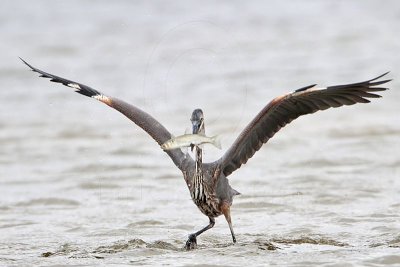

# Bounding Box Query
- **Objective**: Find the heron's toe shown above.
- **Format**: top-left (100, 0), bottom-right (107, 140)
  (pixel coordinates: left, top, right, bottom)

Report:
top-left (184, 234), bottom-right (197, 250)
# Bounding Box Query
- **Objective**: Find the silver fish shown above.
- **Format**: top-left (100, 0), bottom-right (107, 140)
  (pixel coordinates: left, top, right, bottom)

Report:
top-left (161, 134), bottom-right (222, 150)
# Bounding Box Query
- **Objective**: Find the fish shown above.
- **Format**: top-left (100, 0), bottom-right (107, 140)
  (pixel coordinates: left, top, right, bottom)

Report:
top-left (161, 134), bottom-right (222, 150)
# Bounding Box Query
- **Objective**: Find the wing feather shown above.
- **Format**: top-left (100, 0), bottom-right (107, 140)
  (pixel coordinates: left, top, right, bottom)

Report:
top-left (21, 58), bottom-right (190, 170)
top-left (220, 73), bottom-right (390, 177)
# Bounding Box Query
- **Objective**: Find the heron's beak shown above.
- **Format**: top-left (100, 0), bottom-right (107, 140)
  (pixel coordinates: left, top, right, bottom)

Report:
top-left (191, 120), bottom-right (202, 152)
top-left (192, 119), bottom-right (204, 134)
top-left (192, 121), bottom-right (200, 134)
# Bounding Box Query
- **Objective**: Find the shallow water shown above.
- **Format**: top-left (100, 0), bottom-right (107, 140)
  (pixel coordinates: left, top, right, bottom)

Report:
top-left (1, 1), bottom-right (400, 266)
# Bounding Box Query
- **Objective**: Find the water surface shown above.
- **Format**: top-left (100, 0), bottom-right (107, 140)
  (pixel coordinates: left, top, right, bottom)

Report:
top-left (1, 1), bottom-right (399, 266)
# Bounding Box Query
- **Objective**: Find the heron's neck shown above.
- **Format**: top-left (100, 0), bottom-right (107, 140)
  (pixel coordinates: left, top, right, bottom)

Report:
top-left (195, 146), bottom-right (203, 176)
top-left (194, 127), bottom-right (204, 175)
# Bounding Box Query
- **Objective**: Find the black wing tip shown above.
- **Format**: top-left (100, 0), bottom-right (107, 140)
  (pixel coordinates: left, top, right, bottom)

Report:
top-left (20, 57), bottom-right (105, 100)
top-left (373, 71), bottom-right (390, 80)
top-left (19, 57), bottom-right (35, 70)
top-left (368, 72), bottom-right (391, 84)
top-left (377, 79), bottom-right (392, 87)
top-left (368, 73), bottom-right (391, 90)
top-left (295, 84), bottom-right (317, 92)
top-left (19, 57), bottom-right (49, 78)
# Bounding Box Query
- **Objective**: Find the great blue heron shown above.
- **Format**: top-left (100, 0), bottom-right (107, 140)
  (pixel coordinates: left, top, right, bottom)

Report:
top-left (21, 58), bottom-right (390, 250)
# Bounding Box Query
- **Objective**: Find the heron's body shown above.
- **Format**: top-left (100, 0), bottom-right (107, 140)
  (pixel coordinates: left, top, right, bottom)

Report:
top-left (21, 58), bottom-right (390, 249)
top-left (190, 153), bottom-right (221, 217)
top-left (184, 157), bottom-right (238, 217)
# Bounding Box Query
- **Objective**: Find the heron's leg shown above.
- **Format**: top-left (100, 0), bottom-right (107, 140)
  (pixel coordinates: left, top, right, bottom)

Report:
top-left (194, 217), bottom-right (215, 236)
top-left (185, 217), bottom-right (215, 250)
top-left (221, 203), bottom-right (236, 243)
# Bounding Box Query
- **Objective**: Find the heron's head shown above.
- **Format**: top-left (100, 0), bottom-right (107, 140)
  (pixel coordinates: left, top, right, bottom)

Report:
top-left (191, 109), bottom-right (204, 134)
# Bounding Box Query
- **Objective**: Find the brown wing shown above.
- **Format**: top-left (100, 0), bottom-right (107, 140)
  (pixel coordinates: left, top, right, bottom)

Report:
top-left (21, 58), bottom-right (190, 170)
top-left (220, 73), bottom-right (391, 177)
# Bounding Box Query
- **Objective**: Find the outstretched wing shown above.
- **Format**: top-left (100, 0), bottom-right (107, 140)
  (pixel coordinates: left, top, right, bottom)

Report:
top-left (220, 73), bottom-right (391, 177)
top-left (21, 58), bottom-right (191, 170)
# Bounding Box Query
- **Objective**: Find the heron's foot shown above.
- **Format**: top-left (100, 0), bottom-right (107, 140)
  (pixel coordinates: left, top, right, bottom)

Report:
top-left (185, 234), bottom-right (197, 250)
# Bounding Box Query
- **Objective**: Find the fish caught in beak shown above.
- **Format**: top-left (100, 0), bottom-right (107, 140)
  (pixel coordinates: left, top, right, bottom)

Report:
top-left (190, 109), bottom-right (204, 151)
top-left (161, 134), bottom-right (221, 151)
top-left (191, 121), bottom-right (202, 151)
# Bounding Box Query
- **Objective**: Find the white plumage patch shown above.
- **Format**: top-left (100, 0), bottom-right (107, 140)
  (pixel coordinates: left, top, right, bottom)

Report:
top-left (93, 94), bottom-right (111, 104)
top-left (67, 83), bottom-right (81, 89)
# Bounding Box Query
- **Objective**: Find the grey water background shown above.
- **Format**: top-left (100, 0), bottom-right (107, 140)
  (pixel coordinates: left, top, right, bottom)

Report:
top-left (1, 1), bottom-right (399, 266)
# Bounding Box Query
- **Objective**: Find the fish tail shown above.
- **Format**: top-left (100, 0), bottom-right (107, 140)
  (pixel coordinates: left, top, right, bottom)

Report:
top-left (161, 140), bottom-right (173, 150)
top-left (211, 135), bottom-right (222, 149)
top-left (160, 143), bottom-right (168, 150)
